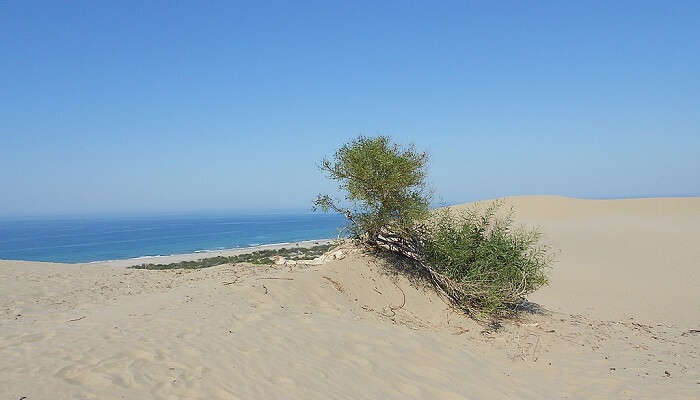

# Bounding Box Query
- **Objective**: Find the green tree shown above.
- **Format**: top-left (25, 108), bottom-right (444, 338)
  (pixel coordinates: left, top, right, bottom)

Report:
top-left (314, 135), bottom-right (552, 319)
top-left (313, 136), bottom-right (430, 240)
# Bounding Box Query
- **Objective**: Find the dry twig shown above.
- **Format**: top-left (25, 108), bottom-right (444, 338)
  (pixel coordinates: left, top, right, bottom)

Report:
top-left (323, 276), bottom-right (344, 293)
top-left (257, 277), bottom-right (294, 281)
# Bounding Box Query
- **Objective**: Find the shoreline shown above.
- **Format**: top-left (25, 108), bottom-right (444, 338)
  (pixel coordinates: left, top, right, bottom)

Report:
top-left (90, 238), bottom-right (337, 268)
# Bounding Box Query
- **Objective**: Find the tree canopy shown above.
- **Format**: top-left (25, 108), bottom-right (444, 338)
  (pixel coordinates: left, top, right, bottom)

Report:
top-left (313, 135), bottom-right (430, 239)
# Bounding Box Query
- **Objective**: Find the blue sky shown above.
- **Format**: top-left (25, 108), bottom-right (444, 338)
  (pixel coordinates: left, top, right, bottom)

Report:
top-left (2, 1), bottom-right (699, 216)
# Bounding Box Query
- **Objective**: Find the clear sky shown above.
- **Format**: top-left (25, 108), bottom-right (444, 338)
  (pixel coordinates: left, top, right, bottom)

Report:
top-left (2, 1), bottom-right (699, 216)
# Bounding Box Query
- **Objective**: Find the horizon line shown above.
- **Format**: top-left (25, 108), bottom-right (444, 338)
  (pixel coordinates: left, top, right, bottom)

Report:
top-left (2, 192), bottom-right (698, 220)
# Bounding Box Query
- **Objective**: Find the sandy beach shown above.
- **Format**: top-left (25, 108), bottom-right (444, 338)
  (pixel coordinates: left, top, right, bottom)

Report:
top-left (1, 196), bottom-right (698, 399)
top-left (96, 239), bottom-right (335, 268)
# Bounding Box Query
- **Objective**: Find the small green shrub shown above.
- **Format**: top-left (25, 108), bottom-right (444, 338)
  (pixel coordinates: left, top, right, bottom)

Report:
top-left (130, 243), bottom-right (335, 270)
top-left (422, 202), bottom-right (551, 317)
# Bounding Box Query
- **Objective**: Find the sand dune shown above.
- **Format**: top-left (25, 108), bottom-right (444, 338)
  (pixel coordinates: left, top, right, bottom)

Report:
top-left (452, 196), bottom-right (700, 326)
top-left (1, 196), bottom-right (698, 399)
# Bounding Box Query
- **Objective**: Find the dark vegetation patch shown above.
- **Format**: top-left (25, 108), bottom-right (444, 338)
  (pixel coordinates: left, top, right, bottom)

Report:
top-left (129, 243), bottom-right (335, 270)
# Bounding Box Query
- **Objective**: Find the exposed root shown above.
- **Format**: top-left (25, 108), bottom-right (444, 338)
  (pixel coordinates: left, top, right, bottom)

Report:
top-left (323, 276), bottom-right (344, 293)
top-left (390, 281), bottom-right (406, 312)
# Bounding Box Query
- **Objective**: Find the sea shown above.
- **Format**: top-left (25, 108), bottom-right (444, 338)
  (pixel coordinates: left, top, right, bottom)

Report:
top-left (0, 213), bottom-right (346, 263)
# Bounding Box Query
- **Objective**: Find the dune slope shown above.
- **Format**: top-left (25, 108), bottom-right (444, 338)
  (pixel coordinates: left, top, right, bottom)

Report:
top-left (451, 196), bottom-right (700, 325)
top-left (1, 196), bottom-right (699, 399)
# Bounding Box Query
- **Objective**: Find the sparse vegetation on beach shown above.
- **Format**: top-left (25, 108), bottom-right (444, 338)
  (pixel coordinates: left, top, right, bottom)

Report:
top-left (314, 136), bottom-right (552, 318)
top-left (129, 243), bottom-right (335, 270)
top-left (422, 203), bottom-right (551, 316)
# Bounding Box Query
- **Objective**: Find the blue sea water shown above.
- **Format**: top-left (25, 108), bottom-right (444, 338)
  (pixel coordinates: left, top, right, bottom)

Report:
top-left (0, 213), bottom-right (346, 263)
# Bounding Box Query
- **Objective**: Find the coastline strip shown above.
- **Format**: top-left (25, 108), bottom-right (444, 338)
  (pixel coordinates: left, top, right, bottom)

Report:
top-left (92, 238), bottom-right (335, 268)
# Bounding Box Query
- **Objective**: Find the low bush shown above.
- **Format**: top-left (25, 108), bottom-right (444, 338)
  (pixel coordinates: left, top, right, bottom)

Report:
top-left (421, 202), bottom-right (551, 317)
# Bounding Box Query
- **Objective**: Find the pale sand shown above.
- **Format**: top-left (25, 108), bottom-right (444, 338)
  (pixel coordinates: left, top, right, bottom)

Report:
top-left (1, 196), bottom-right (698, 399)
